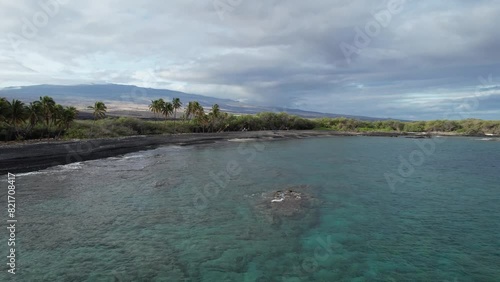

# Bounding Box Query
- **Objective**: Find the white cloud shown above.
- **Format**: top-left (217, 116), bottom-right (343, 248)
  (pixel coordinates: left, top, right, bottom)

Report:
top-left (0, 0), bottom-right (499, 119)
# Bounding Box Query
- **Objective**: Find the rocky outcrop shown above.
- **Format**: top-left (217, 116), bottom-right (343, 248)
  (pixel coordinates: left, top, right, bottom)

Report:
top-left (271, 190), bottom-right (302, 203)
top-left (254, 185), bottom-right (319, 226)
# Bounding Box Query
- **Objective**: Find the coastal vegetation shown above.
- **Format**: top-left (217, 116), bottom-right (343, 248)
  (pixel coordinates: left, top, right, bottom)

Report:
top-left (1, 95), bottom-right (499, 141)
top-left (315, 118), bottom-right (500, 135)
top-left (88, 101), bottom-right (107, 137)
top-left (0, 96), bottom-right (79, 140)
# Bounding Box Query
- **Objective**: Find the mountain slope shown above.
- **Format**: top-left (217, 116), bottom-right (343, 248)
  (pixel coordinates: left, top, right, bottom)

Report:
top-left (0, 84), bottom-right (389, 120)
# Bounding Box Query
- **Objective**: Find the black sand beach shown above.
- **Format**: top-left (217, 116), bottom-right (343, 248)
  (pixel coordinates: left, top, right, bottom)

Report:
top-left (0, 130), bottom-right (436, 174)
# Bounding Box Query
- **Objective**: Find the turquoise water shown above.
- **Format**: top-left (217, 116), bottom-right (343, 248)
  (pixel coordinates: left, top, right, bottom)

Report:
top-left (1, 136), bottom-right (499, 281)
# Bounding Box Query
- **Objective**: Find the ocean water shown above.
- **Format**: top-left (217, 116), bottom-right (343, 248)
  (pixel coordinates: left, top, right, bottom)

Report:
top-left (1, 136), bottom-right (499, 281)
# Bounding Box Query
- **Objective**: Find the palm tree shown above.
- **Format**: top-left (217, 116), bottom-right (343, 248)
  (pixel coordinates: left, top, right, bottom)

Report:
top-left (209, 104), bottom-right (221, 132)
top-left (149, 99), bottom-right (163, 122)
top-left (156, 99), bottom-right (165, 121)
top-left (6, 99), bottom-right (26, 138)
top-left (172, 98), bottom-right (182, 133)
top-left (88, 101), bottom-right (107, 120)
top-left (199, 114), bottom-right (209, 133)
top-left (211, 104), bottom-right (220, 117)
top-left (0, 97), bottom-right (9, 124)
top-left (52, 104), bottom-right (64, 127)
top-left (55, 106), bottom-right (78, 138)
top-left (195, 103), bottom-right (205, 116)
top-left (25, 102), bottom-right (41, 134)
top-left (61, 107), bottom-right (78, 130)
top-left (193, 103), bottom-right (208, 132)
top-left (149, 100), bottom-right (157, 121)
top-left (35, 96), bottom-right (56, 138)
top-left (154, 98), bottom-right (165, 125)
top-left (148, 100), bottom-right (155, 119)
top-left (88, 101), bottom-right (107, 137)
top-left (161, 102), bottom-right (174, 125)
top-left (219, 112), bottom-right (229, 132)
top-left (184, 101), bottom-right (196, 120)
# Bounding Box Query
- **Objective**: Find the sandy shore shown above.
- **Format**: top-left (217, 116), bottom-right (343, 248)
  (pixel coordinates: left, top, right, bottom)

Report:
top-left (0, 130), bottom-right (479, 174)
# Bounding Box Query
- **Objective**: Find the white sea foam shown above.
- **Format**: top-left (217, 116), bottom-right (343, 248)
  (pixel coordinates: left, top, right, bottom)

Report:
top-left (16, 162), bottom-right (83, 177)
top-left (228, 138), bottom-right (256, 142)
top-left (16, 171), bottom-right (49, 177)
top-left (123, 154), bottom-right (146, 159)
top-left (52, 162), bottom-right (83, 172)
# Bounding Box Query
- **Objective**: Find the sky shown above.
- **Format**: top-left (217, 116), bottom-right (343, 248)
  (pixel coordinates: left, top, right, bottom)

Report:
top-left (1, 0), bottom-right (499, 120)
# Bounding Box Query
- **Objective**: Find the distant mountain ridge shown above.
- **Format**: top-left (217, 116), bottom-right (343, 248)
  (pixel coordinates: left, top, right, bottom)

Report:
top-left (0, 84), bottom-right (389, 120)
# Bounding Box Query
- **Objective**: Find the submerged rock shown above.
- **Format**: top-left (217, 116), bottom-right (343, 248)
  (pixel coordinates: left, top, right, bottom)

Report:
top-left (271, 190), bottom-right (302, 203)
top-left (254, 185), bottom-right (319, 226)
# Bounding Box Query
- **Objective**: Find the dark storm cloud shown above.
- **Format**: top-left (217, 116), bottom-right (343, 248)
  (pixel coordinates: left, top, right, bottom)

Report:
top-left (1, 0), bottom-right (499, 119)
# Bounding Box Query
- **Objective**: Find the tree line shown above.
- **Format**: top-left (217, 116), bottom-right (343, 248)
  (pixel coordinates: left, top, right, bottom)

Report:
top-left (1, 95), bottom-right (499, 141)
top-left (0, 96), bottom-right (78, 140)
top-left (0, 96), bottom-right (114, 140)
top-left (315, 117), bottom-right (500, 135)
top-left (148, 99), bottom-right (231, 133)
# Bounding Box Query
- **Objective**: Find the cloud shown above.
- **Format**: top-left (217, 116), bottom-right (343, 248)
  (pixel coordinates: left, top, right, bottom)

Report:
top-left (1, 0), bottom-right (499, 119)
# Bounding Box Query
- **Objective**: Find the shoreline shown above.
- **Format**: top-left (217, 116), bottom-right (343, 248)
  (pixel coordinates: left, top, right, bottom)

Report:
top-left (0, 130), bottom-right (497, 174)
